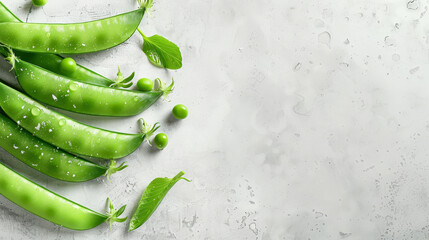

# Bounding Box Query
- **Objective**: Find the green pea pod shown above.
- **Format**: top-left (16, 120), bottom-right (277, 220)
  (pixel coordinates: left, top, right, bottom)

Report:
top-left (0, 2), bottom-right (113, 87)
top-left (0, 81), bottom-right (159, 159)
top-left (0, 112), bottom-right (127, 182)
top-left (0, 1), bottom-right (152, 54)
top-left (11, 58), bottom-right (172, 116)
top-left (0, 161), bottom-right (127, 230)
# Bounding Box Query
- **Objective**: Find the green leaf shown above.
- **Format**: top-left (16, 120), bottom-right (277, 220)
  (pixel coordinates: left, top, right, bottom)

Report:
top-left (138, 29), bottom-right (182, 70)
top-left (128, 171), bottom-right (190, 231)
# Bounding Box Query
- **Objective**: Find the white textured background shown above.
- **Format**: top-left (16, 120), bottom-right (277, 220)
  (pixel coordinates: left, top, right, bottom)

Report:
top-left (1, 0), bottom-right (429, 239)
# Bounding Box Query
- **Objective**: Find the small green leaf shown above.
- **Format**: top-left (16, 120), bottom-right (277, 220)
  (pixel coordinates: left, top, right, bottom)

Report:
top-left (138, 29), bottom-right (182, 70)
top-left (128, 171), bottom-right (190, 231)
top-left (116, 205), bottom-right (127, 216)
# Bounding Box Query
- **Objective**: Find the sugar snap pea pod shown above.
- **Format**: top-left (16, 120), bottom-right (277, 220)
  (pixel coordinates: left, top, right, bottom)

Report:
top-left (0, 0), bottom-right (153, 54)
top-left (0, 112), bottom-right (127, 182)
top-left (0, 82), bottom-right (159, 159)
top-left (0, 161), bottom-right (127, 230)
top-left (7, 56), bottom-right (173, 116)
top-left (0, 3), bottom-right (113, 87)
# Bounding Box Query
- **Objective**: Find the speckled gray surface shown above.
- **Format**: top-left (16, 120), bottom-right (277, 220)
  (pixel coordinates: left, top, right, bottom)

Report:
top-left (1, 0), bottom-right (429, 239)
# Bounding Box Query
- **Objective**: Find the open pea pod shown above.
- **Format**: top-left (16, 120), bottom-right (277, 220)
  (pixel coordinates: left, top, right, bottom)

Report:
top-left (0, 112), bottom-right (126, 182)
top-left (0, 2), bottom-right (113, 87)
top-left (0, 81), bottom-right (159, 159)
top-left (0, 0), bottom-right (153, 54)
top-left (5, 55), bottom-right (173, 117)
top-left (0, 161), bottom-right (127, 230)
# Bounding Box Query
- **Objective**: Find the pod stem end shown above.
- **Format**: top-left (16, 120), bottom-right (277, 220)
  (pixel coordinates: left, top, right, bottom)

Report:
top-left (104, 160), bottom-right (128, 182)
top-left (106, 198), bottom-right (127, 230)
top-left (138, 118), bottom-right (160, 146)
top-left (155, 78), bottom-right (174, 101)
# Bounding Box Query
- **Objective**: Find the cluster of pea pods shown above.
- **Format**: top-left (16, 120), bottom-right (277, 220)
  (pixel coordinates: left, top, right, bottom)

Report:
top-left (0, 0), bottom-right (188, 232)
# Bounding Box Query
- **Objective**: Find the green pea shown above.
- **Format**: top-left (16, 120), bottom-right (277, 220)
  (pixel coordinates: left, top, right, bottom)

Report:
top-left (137, 78), bottom-right (153, 92)
top-left (32, 0), bottom-right (48, 7)
top-left (153, 133), bottom-right (168, 150)
top-left (60, 58), bottom-right (77, 75)
top-left (172, 104), bottom-right (188, 119)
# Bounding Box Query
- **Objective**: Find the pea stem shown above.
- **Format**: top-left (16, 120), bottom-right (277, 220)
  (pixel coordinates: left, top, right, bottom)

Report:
top-left (137, 28), bottom-right (147, 40)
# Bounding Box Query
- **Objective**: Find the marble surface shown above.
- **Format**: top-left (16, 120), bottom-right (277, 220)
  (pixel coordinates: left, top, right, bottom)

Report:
top-left (2, 0), bottom-right (429, 239)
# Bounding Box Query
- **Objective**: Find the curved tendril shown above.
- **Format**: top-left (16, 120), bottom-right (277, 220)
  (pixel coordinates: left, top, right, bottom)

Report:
top-left (106, 198), bottom-right (127, 230)
top-left (104, 160), bottom-right (128, 182)
top-left (138, 118), bottom-right (161, 146)
top-left (155, 78), bottom-right (174, 101)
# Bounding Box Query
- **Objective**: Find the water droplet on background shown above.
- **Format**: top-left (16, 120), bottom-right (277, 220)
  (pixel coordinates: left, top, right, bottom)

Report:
top-left (318, 31), bottom-right (331, 48)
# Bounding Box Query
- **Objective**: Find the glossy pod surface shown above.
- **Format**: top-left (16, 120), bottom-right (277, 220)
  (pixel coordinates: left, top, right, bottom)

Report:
top-left (0, 113), bottom-right (107, 182)
top-left (0, 9), bottom-right (144, 54)
top-left (0, 161), bottom-right (107, 230)
top-left (0, 82), bottom-right (145, 159)
top-left (15, 60), bottom-right (163, 116)
top-left (14, 50), bottom-right (113, 86)
top-left (0, 3), bottom-right (113, 87)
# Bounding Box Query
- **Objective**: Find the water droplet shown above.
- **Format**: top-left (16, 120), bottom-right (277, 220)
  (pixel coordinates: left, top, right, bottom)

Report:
top-left (69, 83), bottom-right (79, 91)
top-left (318, 31), bottom-right (331, 48)
top-left (59, 119), bottom-right (66, 126)
top-left (134, 96), bottom-right (139, 102)
top-left (52, 94), bottom-right (58, 101)
top-left (31, 107), bottom-right (41, 116)
top-left (407, 0), bottom-right (419, 10)
top-left (392, 54), bottom-right (401, 62)
top-left (410, 66), bottom-right (420, 74)
top-left (384, 36), bottom-right (395, 46)
top-left (293, 63), bottom-right (302, 72)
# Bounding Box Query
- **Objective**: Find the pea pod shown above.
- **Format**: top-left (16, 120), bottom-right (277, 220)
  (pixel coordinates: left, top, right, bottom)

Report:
top-left (0, 161), bottom-right (127, 230)
top-left (0, 81), bottom-right (159, 159)
top-left (0, 2), bottom-right (113, 87)
top-left (0, 0), bottom-right (153, 54)
top-left (0, 112), bottom-right (126, 182)
top-left (8, 56), bottom-right (172, 117)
